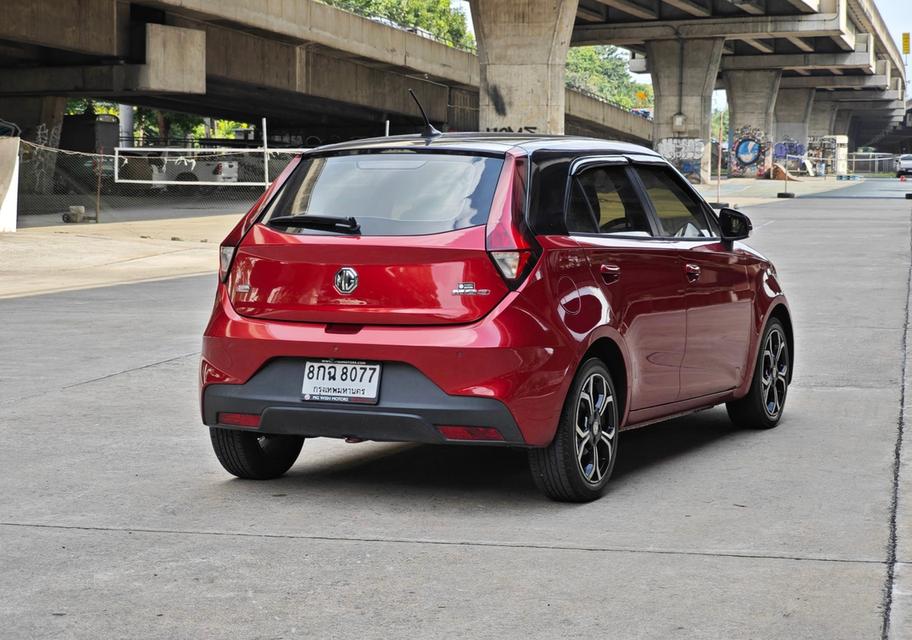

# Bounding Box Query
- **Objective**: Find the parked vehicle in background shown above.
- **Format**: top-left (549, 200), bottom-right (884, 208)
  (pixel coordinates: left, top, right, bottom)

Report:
top-left (896, 154), bottom-right (912, 177)
top-left (149, 152), bottom-right (239, 185)
top-left (200, 133), bottom-right (793, 502)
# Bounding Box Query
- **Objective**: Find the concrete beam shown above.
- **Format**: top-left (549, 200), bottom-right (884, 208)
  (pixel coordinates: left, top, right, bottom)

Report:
top-left (565, 89), bottom-right (653, 141)
top-left (0, 0), bottom-right (118, 57)
top-left (785, 36), bottom-right (815, 52)
top-left (595, 0), bottom-right (656, 20)
top-left (726, 0), bottom-right (765, 15)
top-left (148, 0), bottom-right (480, 88)
top-left (572, 12), bottom-right (853, 47)
top-left (738, 38), bottom-right (775, 53)
top-left (719, 51), bottom-right (875, 73)
top-left (778, 74), bottom-right (888, 90)
top-left (662, 0), bottom-right (712, 18)
top-left (782, 0), bottom-right (819, 9)
top-left (0, 25), bottom-right (206, 96)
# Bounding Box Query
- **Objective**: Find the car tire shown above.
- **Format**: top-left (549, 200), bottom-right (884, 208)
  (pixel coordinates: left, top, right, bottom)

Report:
top-left (209, 428), bottom-right (304, 479)
top-left (726, 318), bottom-right (790, 430)
top-left (528, 358), bottom-right (620, 502)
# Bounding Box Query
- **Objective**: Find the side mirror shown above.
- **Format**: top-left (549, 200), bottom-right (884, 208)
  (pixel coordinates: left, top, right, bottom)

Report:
top-left (719, 208), bottom-right (752, 242)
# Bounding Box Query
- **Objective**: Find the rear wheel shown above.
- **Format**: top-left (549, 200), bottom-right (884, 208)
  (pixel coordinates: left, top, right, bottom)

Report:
top-left (528, 358), bottom-right (619, 502)
top-left (726, 318), bottom-right (790, 429)
top-left (209, 428), bottom-right (304, 479)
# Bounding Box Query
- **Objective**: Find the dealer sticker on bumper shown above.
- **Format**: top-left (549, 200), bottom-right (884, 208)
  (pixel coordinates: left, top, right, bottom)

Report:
top-left (301, 359), bottom-right (381, 404)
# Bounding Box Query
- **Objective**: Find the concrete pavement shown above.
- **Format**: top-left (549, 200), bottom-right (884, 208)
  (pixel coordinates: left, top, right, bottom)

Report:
top-left (0, 193), bottom-right (910, 638)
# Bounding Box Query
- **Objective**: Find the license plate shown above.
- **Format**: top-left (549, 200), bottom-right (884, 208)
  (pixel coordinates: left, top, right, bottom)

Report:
top-left (301, 360), bottom-right (381, 404)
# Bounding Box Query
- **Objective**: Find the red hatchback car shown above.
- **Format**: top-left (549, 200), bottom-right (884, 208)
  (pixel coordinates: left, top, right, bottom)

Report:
top-left (201, 134), bottom-right (792, 502)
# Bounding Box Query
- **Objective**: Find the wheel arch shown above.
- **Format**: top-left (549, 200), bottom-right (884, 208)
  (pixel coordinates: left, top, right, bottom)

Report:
top-left (768, 303), bottom-right (794, 383)
top-left (582, 337), bottom-right (630, 427)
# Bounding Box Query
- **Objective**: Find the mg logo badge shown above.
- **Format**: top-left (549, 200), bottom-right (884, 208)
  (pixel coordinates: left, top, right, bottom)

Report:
top-left (334, 267), bottom-right (358, 294)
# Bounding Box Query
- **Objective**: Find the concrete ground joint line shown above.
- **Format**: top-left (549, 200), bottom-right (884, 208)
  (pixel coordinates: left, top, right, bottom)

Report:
top-left (59, 351), bottom-right (201, 391)
top-left (0, 521), bottom-right (888, 566)
top-left (881, 206), bottom-right (912, 640)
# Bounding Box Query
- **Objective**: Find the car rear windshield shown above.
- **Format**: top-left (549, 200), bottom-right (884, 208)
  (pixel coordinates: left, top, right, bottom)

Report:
top-left (262, 152), bottom-right (504, 236)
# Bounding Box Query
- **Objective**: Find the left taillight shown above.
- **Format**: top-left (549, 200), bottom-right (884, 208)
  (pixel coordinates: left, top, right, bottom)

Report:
top-left (218, 245), bottom-right (235, 282)
top-left (217, 155), bottom-right (302, 282)
top-left (485, 151), bottom-right (538, 288)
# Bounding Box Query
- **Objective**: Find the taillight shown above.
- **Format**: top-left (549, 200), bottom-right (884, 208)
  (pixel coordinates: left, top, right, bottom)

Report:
top-left (218, 245), bottom-right (235, 282)
top-left (214, 162), bottom-right (223, 175)
top-left (485, 151), bottom-right (538, 287)
top-left (217, 155), bottom-right (303, 282)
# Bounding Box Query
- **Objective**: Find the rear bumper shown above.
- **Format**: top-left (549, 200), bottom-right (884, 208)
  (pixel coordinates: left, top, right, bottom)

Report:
top-left (202, 281), bottom-right (577, 446)
top-left (203, 359), bottom-right (525, 445)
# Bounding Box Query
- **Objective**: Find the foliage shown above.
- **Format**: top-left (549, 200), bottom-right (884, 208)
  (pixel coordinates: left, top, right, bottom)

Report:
top-left (711, 108), bottom-right (730, 141)
top-left (565, 46), bottom-right (653, 109)
top-left (322, 0), bottom-right (474, 48)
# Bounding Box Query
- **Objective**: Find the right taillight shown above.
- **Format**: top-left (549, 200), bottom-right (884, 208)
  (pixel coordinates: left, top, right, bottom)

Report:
top-left (485, 151), bottom-right (538, 287)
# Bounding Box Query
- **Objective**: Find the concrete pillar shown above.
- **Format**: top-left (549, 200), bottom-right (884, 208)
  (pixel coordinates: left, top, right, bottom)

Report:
top-left (647, 38), bottom-right (725, 183)
top-left (809, 100), bottom-right (840, 138)
top-left (723, 70), bottom-right (781, 178)
top-left (118, 104), bottom-right (134, 147)
top-left (469, 0), bottom-right (579, 134)
top-left (833, 109), bottom-right (854, 136)
top-left (0, 96), bottom-right (65, 146)
top-left (773, 88), bottom-right (815, 166)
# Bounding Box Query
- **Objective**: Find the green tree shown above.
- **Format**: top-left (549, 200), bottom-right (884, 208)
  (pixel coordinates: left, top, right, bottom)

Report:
top-left (565, 46), bottom-right (653, 109)
top-left (323, 0), bottom-right (474, 48)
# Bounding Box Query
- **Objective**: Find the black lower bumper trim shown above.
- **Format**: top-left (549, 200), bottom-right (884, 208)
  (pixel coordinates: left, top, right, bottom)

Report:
top-left (203, 360), bottom-right (525, 446)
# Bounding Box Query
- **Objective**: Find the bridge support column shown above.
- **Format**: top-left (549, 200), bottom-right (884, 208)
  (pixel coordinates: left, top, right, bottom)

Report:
top-left (469, 0), bottom-right (579, 135)
top-left (646, 38), bottom-right (725, 183)
top-left (0, 96), bottom-right (65, 145)
top-left (773, 89), bottom-right (815, 168)
top-left (723, 70), bottom-right (781, 178)
top-left (809, 100), bottom-right (840, 138)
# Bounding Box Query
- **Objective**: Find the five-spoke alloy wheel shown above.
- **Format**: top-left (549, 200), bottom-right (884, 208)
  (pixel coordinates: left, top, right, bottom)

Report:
top-left (529, 358), bottom-right (619, 502)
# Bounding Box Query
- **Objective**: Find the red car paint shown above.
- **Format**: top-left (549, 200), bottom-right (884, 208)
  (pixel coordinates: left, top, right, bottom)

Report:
top-left (202, 135), bottom-right (791, 448)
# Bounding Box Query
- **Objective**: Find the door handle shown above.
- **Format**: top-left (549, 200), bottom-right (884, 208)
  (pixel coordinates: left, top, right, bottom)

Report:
top-left (685, 263), bottom-right (701, 282)
top-left (600, 263), bottom-right (621, 284)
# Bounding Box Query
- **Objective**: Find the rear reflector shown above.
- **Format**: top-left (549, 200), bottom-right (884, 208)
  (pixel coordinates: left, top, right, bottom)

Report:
top-left (437, 426), bottom-right (504, 441)
top-left (218, 412), bottom-right (261, 428)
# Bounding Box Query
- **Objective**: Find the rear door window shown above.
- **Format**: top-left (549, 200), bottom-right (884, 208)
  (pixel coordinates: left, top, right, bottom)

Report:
top-left (566, 165), bottom-right (652, 236)
top-left (263, 153), bottom-right (504, 236)
top-left (634, 165), bottom-right (717, 239)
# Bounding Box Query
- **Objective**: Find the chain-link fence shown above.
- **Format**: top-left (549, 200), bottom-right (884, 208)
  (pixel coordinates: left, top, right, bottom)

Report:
top-left (847, 152), bottom-right (896, 175)
top-left (17, 141), bottom-right (306, 223)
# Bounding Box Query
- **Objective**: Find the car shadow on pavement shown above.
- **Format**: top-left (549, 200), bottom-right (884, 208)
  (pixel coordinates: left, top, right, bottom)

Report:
top-left (270, 407), bottom-right (744, 500)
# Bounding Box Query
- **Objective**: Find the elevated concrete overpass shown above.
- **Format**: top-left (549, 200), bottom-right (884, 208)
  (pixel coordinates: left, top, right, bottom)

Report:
top-left (0, 0), bottom-right (652, 149)
top-left (572, 0), bottom-right (906, 179)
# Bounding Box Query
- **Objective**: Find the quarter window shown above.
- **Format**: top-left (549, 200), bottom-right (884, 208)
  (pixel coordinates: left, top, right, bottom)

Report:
top-left (566, 165), bottom-right (652, 236)
top-left (634, 166), bottom-right (715, 238)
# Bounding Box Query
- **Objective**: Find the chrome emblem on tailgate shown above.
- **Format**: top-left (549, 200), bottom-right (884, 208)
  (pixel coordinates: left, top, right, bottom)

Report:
top-left (334, 267), bottom-right (358, 294)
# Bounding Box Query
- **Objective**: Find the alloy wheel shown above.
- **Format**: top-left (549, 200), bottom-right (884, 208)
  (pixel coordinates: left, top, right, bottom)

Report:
top-left (574, 373), bottom-right (616, 484)
top-left (761, 328), bottom-right (788, 418)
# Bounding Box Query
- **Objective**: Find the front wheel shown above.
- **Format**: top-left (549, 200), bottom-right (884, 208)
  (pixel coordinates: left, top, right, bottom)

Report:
top-left (210, 428), bottom-right (304, 479)
top-left (528, 359), bottom-right (620, 502)
top-left (727, 318), bottom-right (790, 429)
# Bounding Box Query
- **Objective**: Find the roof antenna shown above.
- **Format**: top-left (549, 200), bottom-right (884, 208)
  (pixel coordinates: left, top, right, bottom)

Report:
top-left (409, 89), bottom-right (442, 139)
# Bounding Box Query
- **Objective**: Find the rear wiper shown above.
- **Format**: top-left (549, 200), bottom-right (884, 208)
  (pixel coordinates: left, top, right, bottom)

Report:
top-left (267, 215), bottom-right (361, 234)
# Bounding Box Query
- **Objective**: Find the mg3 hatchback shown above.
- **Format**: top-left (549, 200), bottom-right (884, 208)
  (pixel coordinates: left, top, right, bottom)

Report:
top-left (201, 134), bottom-right (793, 502)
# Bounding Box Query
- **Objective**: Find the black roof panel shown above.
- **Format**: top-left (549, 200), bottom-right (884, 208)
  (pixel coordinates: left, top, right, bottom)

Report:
top-left (312, 132), bottom-right (659, 158)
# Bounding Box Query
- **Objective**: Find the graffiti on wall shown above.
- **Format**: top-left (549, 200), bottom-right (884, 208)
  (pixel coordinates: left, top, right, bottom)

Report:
top-left (730, 126), bottom-right (769, 178)
top-left (773, 137), bottom-right (806, 162)
top-left (656, 137), bottom-right (704, 182)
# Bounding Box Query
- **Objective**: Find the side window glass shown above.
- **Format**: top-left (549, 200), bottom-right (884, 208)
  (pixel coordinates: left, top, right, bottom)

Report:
top-left (566, 165), bottom-right (652, 236)
top-left (635, 166), bottom-right (714, 238)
